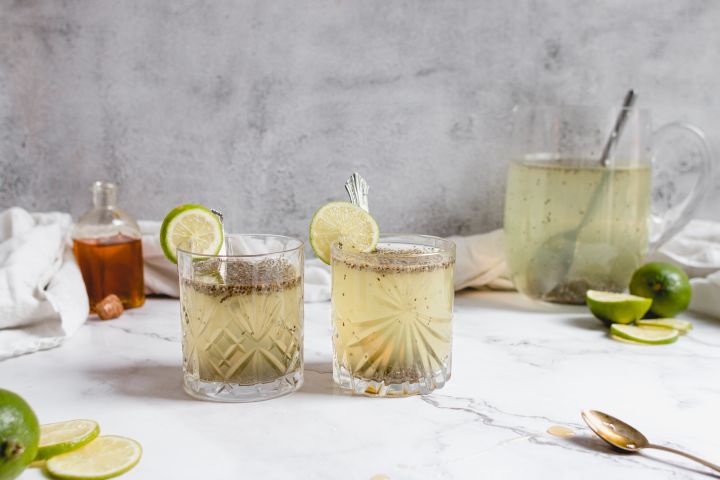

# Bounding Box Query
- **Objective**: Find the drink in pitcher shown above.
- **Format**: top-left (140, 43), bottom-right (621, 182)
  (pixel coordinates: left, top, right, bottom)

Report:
top-left (504, 158), bottom-right (651, 303)
top-left (504, 104), bottom-right (712, 304)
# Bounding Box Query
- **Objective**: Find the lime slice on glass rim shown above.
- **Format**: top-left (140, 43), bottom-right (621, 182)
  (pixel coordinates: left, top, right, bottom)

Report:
top-left (45, 435), bottom-right (142, 480)
top-left (637, 318), bottom-right (693, 334)
top-left (610, 324), bottom-right (679, 345)
top-left (309, 201), bottom-right (379, 264)
top-left (160, 204), bottom-right (223, 264)
top-left (36, 419), bottom-right (100, 460)
top-left (586, 290), bottom-right (652, 326)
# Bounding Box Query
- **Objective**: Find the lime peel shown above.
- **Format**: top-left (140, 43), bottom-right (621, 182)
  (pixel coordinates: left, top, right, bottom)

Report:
top-left (36, 419), bottom-right (100, 460)
top-left (610, 324), bottom-right (679, 345)
top-left (309, 201), bottom-right (379, 264)
top-left (586, 290), bottom-right (652, 326)
top-left (636, 318), bottom-right (693, 334)
top-left (46, 435), bottom-right (142, 480)
top-left (160, 204), bottom-right (223, 264)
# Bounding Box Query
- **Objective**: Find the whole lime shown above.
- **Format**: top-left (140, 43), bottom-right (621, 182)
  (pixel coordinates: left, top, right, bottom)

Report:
top-left (0, 389), bottom-right (39, 480)
top-left (629, 262), bottom-right (692, 318)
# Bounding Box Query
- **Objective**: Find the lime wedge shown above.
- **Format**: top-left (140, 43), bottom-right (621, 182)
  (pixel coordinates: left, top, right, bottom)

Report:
top-left (637, 318), bottom-right (693, 334)
top-left (309, 201), bottom-right (379, 264)
top-left (36, 419), bottom-right (100, 460)
top-left (160, 204), bottom-right (223, 264)
top-left (610, 335), bottom-right (647, 345)
top-left (586, 290), bottom-right (652, 326)
top-left (610, 324), bottom-right (679, 345)
top-left (46, 436), bottom-right (142, 480)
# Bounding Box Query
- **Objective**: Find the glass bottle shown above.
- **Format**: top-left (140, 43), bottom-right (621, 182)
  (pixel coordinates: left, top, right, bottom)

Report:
top-left (71, 181), bottom-right (145, 312)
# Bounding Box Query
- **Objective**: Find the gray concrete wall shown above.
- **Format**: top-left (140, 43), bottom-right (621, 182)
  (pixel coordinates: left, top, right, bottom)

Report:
top-left (1, 0), bottom-right (718, 242)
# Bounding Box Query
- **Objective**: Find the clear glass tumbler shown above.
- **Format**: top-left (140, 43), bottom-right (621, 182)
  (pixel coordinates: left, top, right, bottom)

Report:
top-left (331, 234), bottom-right (455, 397)
top-left (178, 234), bottom-right (304, 402)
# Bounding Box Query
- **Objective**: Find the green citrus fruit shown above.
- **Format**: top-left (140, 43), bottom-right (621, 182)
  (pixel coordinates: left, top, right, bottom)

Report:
top-left (45, 436), bottom-right (141, 480)
top-left (629, 262), bottom-right (691, 318)
top-left (160, 204), bottom-right (224, 264)
top-left (0, 389), bottom-right (39, 480)
top-left (610, 324), bottom-right (679, 345)
top-left (309, 201), bottom-right (379, 264)
top-left (585, 290), bottom-right (652, 327)
top-left (36, 419), bottom-right (100, 460)
top-left (636, 318), bottom-right (693, 334)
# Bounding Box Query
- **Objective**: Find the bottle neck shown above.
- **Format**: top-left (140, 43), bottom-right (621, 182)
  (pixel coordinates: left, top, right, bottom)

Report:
top-left (92, 181), bottom-right (117, 208)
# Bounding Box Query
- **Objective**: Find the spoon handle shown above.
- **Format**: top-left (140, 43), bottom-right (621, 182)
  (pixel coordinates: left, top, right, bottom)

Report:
top-left (647, 444), bottom-right (720, 473)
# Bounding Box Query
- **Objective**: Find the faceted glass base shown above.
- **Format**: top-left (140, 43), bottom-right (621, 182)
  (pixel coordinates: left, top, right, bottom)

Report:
top-left (332, 361), bottom-right (450, 397)
top-left (183, 369), bottom-right (303, 402)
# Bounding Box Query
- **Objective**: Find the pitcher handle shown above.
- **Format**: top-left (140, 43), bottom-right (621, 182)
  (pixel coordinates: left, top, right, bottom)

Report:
top-left (648, 122), bottom-right (714, 251)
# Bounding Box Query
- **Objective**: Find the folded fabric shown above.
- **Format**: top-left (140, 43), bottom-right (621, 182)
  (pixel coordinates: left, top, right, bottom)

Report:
top-left (0, 208), bottom-right (88, 360)
top-left (650, 220), bottom-right (720, 319)
top-left (449, 230), bottom-right (513, 291)
top-left (140, 221), bottom-right (180, 297)
top-left (139, 222), bottom-right (333, 302)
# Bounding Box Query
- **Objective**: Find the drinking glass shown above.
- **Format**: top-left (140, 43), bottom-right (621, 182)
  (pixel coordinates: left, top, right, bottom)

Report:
top-left (178, 234), bottom-right (304, 402)
top-left (504, 105), bottom-right (713, 304)
top-left (331, 234), bottom-right (455, 396)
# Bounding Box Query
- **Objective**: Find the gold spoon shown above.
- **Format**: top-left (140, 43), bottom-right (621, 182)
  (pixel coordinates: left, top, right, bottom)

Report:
top-left (581, 410), bottom-right (720, 473)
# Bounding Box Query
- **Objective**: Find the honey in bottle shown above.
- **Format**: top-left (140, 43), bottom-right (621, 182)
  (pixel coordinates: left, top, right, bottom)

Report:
top-left (72, 181), bottom-right (145, 312)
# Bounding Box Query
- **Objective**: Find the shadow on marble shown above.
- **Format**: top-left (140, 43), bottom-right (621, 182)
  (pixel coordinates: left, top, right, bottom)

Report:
top-left (640, 451), bottom-right (720, 478)
top-left (566, 434), bottom-right (719, 478)
top-left (298, 361), bottom-right (345, 397)
top-left (85, 364), bottom-right (193, 402)
top-left (562, 316), bottom-right (606, 331)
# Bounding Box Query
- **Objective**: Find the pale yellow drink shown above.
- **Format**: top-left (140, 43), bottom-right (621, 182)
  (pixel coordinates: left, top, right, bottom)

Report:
top-left (180, 259), bottom-right (302, 386)
top-left (331, 238), bottom-right (455, 396)
top-left (504, 159), bottom-right (651, 303)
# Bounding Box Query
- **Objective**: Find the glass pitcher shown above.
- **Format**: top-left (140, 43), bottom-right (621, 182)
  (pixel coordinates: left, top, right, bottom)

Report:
top-left (504, 105), bottom-right (713, 304)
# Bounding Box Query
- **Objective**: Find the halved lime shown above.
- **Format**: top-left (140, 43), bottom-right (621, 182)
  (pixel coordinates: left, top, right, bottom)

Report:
top-left (610, 324), bottom-right (679, 345)
top-left (309, 201), bottom-right (379, 264)
top-left (637, 318), bottom-right (693, 334)
top-left (160, 204), bottom-right (223, 264)
top-left (36, 419), bottom-right (100, 460)
top-left (586, 290), bottom-right (652, 326)
top-left (46, 436), bottom-right (141, 480)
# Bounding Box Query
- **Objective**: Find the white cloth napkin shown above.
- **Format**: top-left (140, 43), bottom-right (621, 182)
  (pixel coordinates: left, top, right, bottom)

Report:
top-left (650, 220), bottom-right (720, 319)
top-left (139, 222), bottom-right (334, 302)
top-left (140, 221), bottom-right (180, 297)
top-left (0, 208), bottom-right (88, 360)
top-left (449, 230), bottom-right (513, 291)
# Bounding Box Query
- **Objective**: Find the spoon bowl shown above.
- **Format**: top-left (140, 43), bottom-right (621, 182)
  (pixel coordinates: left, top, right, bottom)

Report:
top-left (581, 410), bottom-right (649, 451)
top-left (581, 409), bottom-right (720, 473)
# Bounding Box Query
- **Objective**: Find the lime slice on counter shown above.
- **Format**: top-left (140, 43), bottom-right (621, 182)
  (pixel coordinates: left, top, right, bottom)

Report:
top-left (610, 324), bottom-right (679, 345)
top-left (46, 436), bottom-right (141, 480)
top-left (586, 290), bottom-right (652, 326)
top-left (609, 335), bottom-right (647, 345)
top-left (309, 201), bottom-right (379, 264)
top-left (637, 318), bottom-right (693, 334)
top-left (36, 419), bottom-right (100, 460)
top-left (160, 204), bottom-right (223, 264)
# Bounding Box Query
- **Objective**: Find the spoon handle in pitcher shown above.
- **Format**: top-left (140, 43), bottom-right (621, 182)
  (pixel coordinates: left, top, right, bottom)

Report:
top-left (648, 444), bottom-right (720, 473)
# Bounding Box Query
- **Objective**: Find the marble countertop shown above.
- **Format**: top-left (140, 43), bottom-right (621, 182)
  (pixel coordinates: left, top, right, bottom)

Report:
top-left (3, 292), bottom-right (719, 479)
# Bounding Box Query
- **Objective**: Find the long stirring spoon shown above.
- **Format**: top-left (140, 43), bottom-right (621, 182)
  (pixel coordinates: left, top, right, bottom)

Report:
top-left (582, 410), bottom-right (720, 473)
top-left (526, 90), bottom-right (636, 302)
